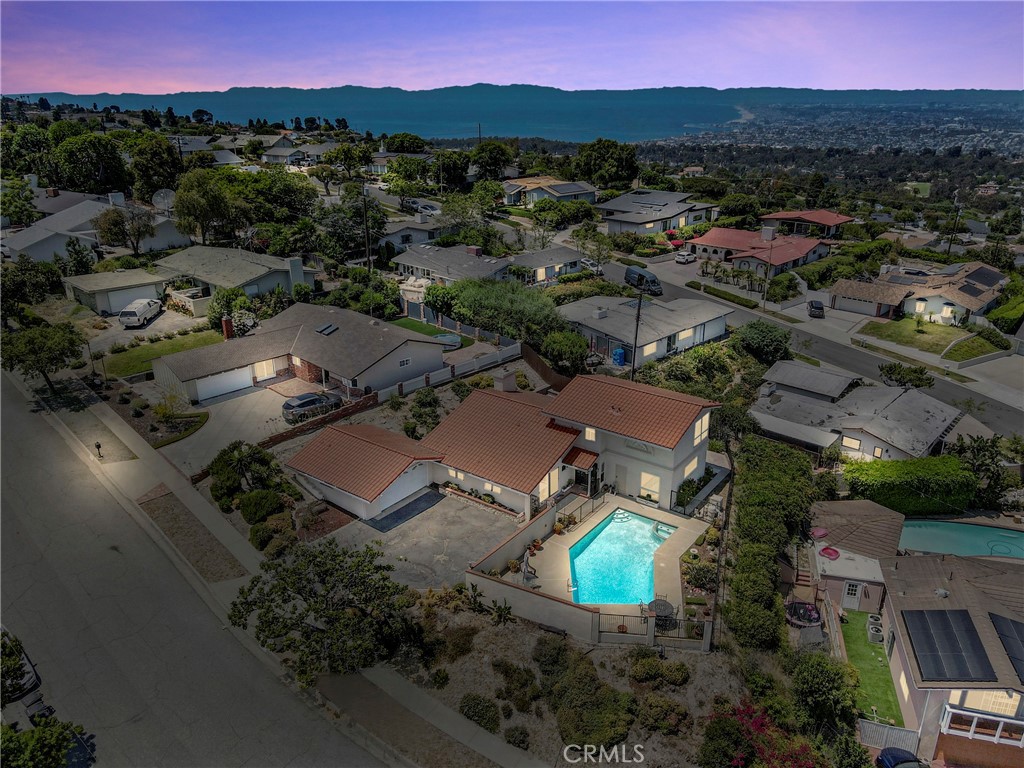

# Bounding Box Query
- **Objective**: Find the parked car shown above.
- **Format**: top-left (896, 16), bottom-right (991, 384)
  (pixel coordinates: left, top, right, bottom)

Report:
top-left (417, 203), bottom-right (441, 216)
top-left (674, 251), bottom-right (696, 264)
top-left (875, 747), bottom-right (927, 768)
top-left (118, 298), bottom-right (162, 328)
top-left (624, 265), bottom-right (663, 296)
top-left (280, 393), bottom-right (344, 423)
top-left (401, 198), bottom-right (421, 213)
top-left (281, 391), bottom-right (345, 424)
top-left (579, 258), bottom-right (604, 275)
top-left (807, 300), bottom-right (826, 318)
top-left (1, 627), bottom-right (39, 700)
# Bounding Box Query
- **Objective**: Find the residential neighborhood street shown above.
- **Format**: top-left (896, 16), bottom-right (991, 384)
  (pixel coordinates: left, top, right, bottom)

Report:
top-left (0, 375), bottom-right (381, 768)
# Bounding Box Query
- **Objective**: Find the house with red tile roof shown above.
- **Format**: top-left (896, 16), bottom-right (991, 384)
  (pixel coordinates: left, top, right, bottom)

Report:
top-left (688, 226), bottom-right (831, 278)
top-left (759, 209), bottom-right (854, 238)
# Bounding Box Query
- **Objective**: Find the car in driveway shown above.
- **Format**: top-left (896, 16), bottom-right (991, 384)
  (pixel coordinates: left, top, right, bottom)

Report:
top-left (417, 203), bottom-right (441, 216)
top-left (807, 300), bottom-right (826, 318)
top-left (281, 391), bottom-right (344, 424)
top-left (580, 258), bottom-right (604, 275)
top-left (118, 298), bottom-right (162, 328)
top-left (674, 251), bottom-right (696, 264)
top-left (1, 627), bottom-right (39, 700)
top-left (875, 747), bottom-right (927, 768)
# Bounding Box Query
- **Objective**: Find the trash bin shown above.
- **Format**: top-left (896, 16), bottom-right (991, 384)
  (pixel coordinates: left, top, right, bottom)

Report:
top-left (611, 348), bottom-right (625, 366)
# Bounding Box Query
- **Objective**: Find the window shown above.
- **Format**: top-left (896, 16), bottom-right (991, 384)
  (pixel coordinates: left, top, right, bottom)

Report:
top-left (484, 483), bottom-right (492, 492)
top-left (845, 582), bottom-right (861, 598)
top-left (457, 472), bottom-right (464, 480)
top-left (399, 358), bottom-right (411, 368)
top-left (915, 300), bottom-right (927, 314)
top-left (291, 355), bottom-right (302, 365)
top-left (941, 303), bottom-right (955, 318)
top-left (491, 486), bottom-right (501, 495)
top-left (400, 234), bottom-right (412, 245)
top-left (677, 328), bottom-right (693, 342)
top-left (448, 469), bottom-right (457, 478)
top-left (684, 457), bottom-right (698, 479)
top-left (645, 223), bottom-right (655, 229)
top-left (842, 436), bottom-right (861, 450)
top-left (873, 446), bottom-right (883, 459)
top-left (898, 672), bottom-right (909, 701)
top-left (642, 342), bottom-right (657, 357)
top-left (693, 413), bottom-right (710, 446)
top-left (640, 472), bottom-right (660, 503)
top-left (585, 428), bottom-right (596, 442)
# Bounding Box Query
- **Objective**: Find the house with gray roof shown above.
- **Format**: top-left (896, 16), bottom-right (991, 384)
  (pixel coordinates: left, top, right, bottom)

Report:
top-left (296, 143), bottom-right (339, 163)
top-left (762, 359), bottom-right (860, 402)
top-left (152, 303), bottom-right (445, 402)
top-left (558, 296), bottom-right (732, 366)
top-left (595, 189), bottom-right (717, 234)
top-left (392, 243), bottom-right (582, 286)
top-left (63, 267), bottom-right (178, 315)
top-left (379, 216), bottom-right (450, 253)
top-left (211, 149), bottom-right (244, 167)
top-left (261, 147), bottom-right (305, 165)
top-left (501, 176), bottom-right (597, 207)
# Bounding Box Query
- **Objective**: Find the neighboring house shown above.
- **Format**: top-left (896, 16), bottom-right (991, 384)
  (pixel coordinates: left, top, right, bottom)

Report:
top-left (21, 175), bottom-right (106, 217)
top-left (153, 303), bottom-right (445, 402)
top-left (501, 176), bottom-right (597, 207)
top-left (261, 147), bottom-right (305, 165)
top-left (751, 360), bottom-right (968, 459)
top-left (878, 554), bottom-right (1024, 766)
top-left (759, 209), bottom-right (854, 238)
top-left (219, 134), bottom-right (294, 152)
top-left (805, 499), bottom-right (904, 614)
top-left (595, 189), bottom-right (716, 234)
top-left (976, 181), bottom-right (1000, 196)
top-left (688, 227), bottom-right (830, 277)
top-left (2, 199), bottom-right (189, 262)
top-left (761, 359), bottom-right (860, 402)
top-left (366, 151), bottom-right (433, 175)
top-left (558, 296), bottom-right (732, 365)
top-left (379, 217), bottom-right (446, 252)
top-left (155, 246), bottom-right (316, 316)
top-left (828, 278), bottom-right (913, 318)
top-left (682, 166), bottom-right (704, 177)
top-left (392, 244), bottom-right (581, 286)
top-left (63, 268), bottom-right (176, 315)
top-left (211, 149), bottom-right (244, 167)
top-left (296, 143), bottom-right (338, 163)
top-left (875, 262), bottom-right (1008, 323)
top-left (165, 135), bottom-right (218, 157)
top-left (466, 163), bottom-right (519, 183)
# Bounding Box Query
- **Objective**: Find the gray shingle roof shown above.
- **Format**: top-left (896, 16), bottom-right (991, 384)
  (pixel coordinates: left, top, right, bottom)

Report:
top-left (63, 267), bottom-right (176, 292)
top-left (155, 246), bottom-right (311, 289)
top-left (160, 327), bottom-right (296, 381)
top-left (559, 296), bottom-right (731, 346)
top-left (763, 360), bottom-right (859, 399)
top-left (393, 244), bottom-right (507, 281)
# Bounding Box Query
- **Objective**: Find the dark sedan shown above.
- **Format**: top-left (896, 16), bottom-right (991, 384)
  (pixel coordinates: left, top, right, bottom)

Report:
top-left (281, 391), bottom-right (344, 424)
top-left (875, 747), bottom-right (927, 768)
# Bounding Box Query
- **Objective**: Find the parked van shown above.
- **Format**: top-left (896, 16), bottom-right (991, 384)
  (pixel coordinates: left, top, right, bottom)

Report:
top-left (624, 265), bottom-right (663, 296)
top-left (118, 299), bottom-right (162, 328)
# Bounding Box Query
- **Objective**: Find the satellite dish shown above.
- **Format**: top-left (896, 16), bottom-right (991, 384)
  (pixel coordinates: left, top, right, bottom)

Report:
top-left (152, 188), bottom-right (176, 213)
top-left (238, 227), bottom-right (257, 251)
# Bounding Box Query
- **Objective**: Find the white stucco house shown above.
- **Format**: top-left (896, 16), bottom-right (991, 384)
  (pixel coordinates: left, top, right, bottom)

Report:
top-left (595, 189), bottom-right (717, 235)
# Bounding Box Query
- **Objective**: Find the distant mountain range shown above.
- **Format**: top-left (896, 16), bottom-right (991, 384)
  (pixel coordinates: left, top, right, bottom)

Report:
top-left (13, 84), bottom-right (1023, 143)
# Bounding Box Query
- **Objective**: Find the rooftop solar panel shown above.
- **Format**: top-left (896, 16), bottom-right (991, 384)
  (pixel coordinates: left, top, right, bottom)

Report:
top-left (902, 609), bottom-right (997, 682)
top-left (990, 613), bottom-right (1024, 685)
top-left (888, 275), bottom-right (914, 285)
top-left (967, 267), bottom-right (1002, 287)
top-left (959, 284), bottom-right (984, 298)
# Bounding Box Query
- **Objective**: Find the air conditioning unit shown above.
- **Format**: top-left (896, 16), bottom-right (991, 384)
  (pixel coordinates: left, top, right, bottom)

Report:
top-left (867, 614), bottom-right (883, 630)
top-left (868, 625), bottom-right (884, 644)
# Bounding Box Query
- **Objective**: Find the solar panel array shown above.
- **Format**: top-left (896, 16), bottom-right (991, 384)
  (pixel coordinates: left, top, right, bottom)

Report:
top-left (902, 609), bottom-right (997, 682)
top-left (959, 284), bottom-right (984, 298)
top-left (967, 267), bottom-right (1002, 287)
top-left (990, 613), bottom-right (1024, 685)
top-left (888, 275), bottom-right (915, 285)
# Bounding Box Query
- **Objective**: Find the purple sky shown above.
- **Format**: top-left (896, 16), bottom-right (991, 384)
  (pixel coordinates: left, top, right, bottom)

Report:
top-left (2, 1), bottom-right (1021, 94)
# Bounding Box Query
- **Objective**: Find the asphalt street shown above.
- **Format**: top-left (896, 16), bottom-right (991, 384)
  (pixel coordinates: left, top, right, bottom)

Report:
top-left (599, 260), bottom-right (1024, 434)
top-left (0, 375), bottom-right (381, 768)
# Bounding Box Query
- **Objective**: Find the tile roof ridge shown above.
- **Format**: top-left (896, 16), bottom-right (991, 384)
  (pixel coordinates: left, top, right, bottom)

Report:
top-left (332, 423), bottom-right (443, 460)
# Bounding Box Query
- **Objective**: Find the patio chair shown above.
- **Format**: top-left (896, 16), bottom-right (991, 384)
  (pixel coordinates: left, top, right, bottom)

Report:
top-left (655, 593), bottom-right (667, 601)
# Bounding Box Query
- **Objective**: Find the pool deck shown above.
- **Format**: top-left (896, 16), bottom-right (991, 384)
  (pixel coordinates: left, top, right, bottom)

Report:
top-left (514, 496), bottom-right (708, 616)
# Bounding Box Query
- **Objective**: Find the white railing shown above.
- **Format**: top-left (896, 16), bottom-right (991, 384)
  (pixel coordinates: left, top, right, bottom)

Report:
top-left (940, 703), bottom-right (1024, 747)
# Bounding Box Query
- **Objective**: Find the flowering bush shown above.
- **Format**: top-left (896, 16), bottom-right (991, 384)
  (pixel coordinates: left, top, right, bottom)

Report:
top-left (670, 239), bottom-right (684, 247)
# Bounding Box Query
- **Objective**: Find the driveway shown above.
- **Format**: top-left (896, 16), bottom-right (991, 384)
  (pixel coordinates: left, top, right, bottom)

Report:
top-left (331, 495), bottom-right (518, 589)
top-left (89, 310), bottom-right (200, 353)
top-left (160, 387), bottom-right (288, 473)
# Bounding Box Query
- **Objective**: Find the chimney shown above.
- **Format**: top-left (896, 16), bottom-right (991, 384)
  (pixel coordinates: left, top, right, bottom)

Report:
top-left (107, 192), bottom-right (125, 207)
top-left (45, 187), bottom-right (59, 198)
top-left (466, 245), bottom-right (483, 258)
top-left (221, 315), bottom-right (234, 340)
top-left (760, 225), bottom-right (777, 242)
top-left (287, 257), bottom-right (305, 295)
top-left (415, 212), bottom-right (428, 224)
top-left (494, 367), bottom-right (518, 392)
top-left (592, 308), bottom-right (608, 319)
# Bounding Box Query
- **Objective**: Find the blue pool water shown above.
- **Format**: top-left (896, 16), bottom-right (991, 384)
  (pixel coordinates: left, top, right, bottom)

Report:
top-left (899, 521), bottom-right (1024, 560)
top-left (569, 510), bottom-right (676, 604)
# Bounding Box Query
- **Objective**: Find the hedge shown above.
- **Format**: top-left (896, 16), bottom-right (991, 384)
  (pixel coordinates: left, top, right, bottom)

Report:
top-left (239, 489), bottom-right (284, 525)
top-left (553, 657), bottom-right (635, 747)
top-left (987, 294), bottom-right (1024, 334)
top-left (844, 456), bottom-right (977, 516)
top-left (971, 324), bottom-right (1012, 350)
top-left (702, 285), bottom-right (760, 309)
top-left (685, 280), bottom-right (703, 290)
top-left (617, 257), bottom-right (646, 268)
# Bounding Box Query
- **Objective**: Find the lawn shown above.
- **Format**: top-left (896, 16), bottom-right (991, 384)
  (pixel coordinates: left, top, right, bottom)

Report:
top-left (859, 317), bottom-right (969, 356)
top-left (104, 331), bottom-right (223, 377)
top-left (854, 340), bottom-right (974, 383)
top-left (941, 335), bottom-right (1000, 362)
top-left (390, 317), bottom-right (474, 348)
top-left (905, 182), bottom-right (931, 198)
top-left (841, 610), bottom-right (904, 726)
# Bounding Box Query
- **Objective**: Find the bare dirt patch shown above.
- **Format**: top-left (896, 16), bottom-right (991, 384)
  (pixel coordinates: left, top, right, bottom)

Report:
top-left (139, 489), bottom-right (248, 582)
top-left (107, 381), bottom-right (207, 448)
top-left (30, 296), bottom-right (109, 339)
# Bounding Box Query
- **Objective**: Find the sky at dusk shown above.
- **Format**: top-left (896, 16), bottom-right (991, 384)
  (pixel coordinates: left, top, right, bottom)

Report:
top-left (1, 1), bottom-right (1021, 95)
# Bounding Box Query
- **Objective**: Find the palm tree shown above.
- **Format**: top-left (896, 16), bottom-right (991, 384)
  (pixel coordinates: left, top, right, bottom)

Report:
top-left (700, 258), bottom-right (711, 278)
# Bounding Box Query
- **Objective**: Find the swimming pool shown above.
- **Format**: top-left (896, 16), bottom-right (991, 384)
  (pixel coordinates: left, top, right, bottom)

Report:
top-left (569, 509), bottom-right (676, 604)
top-left (899, 521), bottom-right (1024, 560)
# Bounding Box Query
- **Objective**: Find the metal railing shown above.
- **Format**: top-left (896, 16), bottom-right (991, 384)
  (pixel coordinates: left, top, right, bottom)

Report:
top-left (940, 703), bottom-right (1024, 747)
top-left (858, 719), bottom-right (920, 753)
top-left (599, 613), bottom-right (647, 636)
top-left (553, 492), bottom-right (606, 530)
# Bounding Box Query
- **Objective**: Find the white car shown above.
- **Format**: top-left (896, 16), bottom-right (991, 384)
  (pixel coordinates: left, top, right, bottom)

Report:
top-left (674, 251), bottom-right (696, 264)
top-left (579, 258), bottom-right (604, 275)
top-left (118, 299), bottom-right (162, 328)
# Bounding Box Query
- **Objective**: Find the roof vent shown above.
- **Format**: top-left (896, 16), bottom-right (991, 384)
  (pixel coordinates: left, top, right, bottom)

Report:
top-left (314, 323), bottom-right (338, 336)
top-left (935, 588), bottom-right (950, 599)
top-left (592, 308), bottom-right (608, 319)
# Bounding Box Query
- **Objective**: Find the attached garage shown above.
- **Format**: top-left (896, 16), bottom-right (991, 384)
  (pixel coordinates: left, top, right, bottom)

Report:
top-left (64, 269), bottom-right (172, 315)
top-left (106, 284), bottom-right (164, 314)
top-left (829, 279), bottom-right (911, 319)
top-left (195, 366), bottom-right (253, 401)
top-left (832, 295), bottom-right (878, 315)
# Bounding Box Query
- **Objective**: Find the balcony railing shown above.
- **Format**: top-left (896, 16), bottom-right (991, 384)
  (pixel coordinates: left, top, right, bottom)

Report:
top-left (940, 703), bottom-right (1024, 747)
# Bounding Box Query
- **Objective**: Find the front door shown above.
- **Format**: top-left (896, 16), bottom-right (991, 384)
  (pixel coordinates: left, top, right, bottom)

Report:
top-left (574, 469), bottom-right (588, 488)
top-left (842, 581), bottom-right (862, 611)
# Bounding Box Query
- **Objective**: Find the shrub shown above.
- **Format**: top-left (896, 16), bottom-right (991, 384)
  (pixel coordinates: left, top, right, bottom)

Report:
top-left (210, 472), bottom-right (242, 504)
top-left (503, 725), bottom-right (530, 750)
top-left (971, 323), bottom-right (1012, 350)
top-left (413, 386), bottom-right (439, 408)
top-left (493, 658), bottom-right (541, 712)
top-left (131, 407), bottom-right (144, 418)
top-left (130, 398), bottom-right (149, 410)
top-left (402, 421), bottom-right (418, 439)
top-left (90, 350), bottom-right (106, 360)
top-left (501, 702), bottom-right (513, 719)
top-left (239, 489), bottom-right (283, 525)
top-left (533, 635), bottom-right (571, 681)
top-left (444, 624), bottom-right (479, 662)
top-left (845, 456), bottom-right (976, 516)
top-left (70, 358), bottom-right (87, 369)
top-left (629, 655), bottom-right (663, 684)
top-left (705, 527), bottom-right (721, 547)
top-left (617, 257), bottom-right (645, 268)
top-left (147, 334), bottom-right (162, 343)
top-left (263, 536), bottom-right (293, 560)
top-left (451, 379), bottom-right (472, 401)
top-left (515, 370), bottom-right (531, 390)
top-left (765, 272), bottom-right (801, 303)
top-left (459, 693), bottom-right (500, 733)
top-left (988, 294), bottom-right (1024, 333)
top-left (248, 522), bottom-right (274, 550)
top-left (387, 393), bottom-right (404, 411)
top-left (429, 668), bottom-right (449, 689)
top-left (176, 327), bottom-right (191, 336)
top-left (709, 438), bottom-right (726, 453)
top-left (686, 280), bottom-right (703, 290)
top-left (277, 480), bottom-right (303, 501)
top-left (466, 374), bottom-right (494, 389)
top-left (637, 693), bottom-right (689, 735)
top-left (662, 661), bottom-right (690, 687)
top-left (117, 392), bottom-right (131, 404)
top-left (733, 320), bottom-right (792, 365)
top-left (265, 511), bottom-right (294, 534)
top-left (552, 658), bottom-right (635, 747)
top-left (702, 285), bottom-right (759, 309)
top-left (163, 331), bottom-right (176, 340)
top-left (148, 423), bottom-right (159, 432)
top-left (109, 342), bottom-right (127, 354)
top-left (727, 597), bottom-right (785, 651)
top-left (685, 560), bottom-right (718, 592)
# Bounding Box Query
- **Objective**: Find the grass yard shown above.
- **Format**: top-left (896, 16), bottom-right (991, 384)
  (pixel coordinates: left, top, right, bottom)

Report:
top-left (841, 610), bottom-right (904, 727)
top-left (859, 317), bottom-right (969, 355)
top-left (390, 317), bottom-right (474, 348)
top-left (792, 352), bottom-right (821, 367)
top-left (905, 182), bottom-right (932, 198)
top-left (854, 340), bottom-right (974, 383)
top-left (941, 335), bottom-right (1000, 362)
top-left (104, 331), bottom-right (223, 378)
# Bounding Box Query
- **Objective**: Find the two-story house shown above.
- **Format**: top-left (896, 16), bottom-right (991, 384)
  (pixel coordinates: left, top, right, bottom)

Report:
top-left (595, 189), bottom-right (717, 235)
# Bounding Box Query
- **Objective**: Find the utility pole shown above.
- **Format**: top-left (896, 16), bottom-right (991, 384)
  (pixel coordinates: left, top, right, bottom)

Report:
top-left (629, 290), bottom-right (644, 382)
top-left (362, 184), bottom-right (372, 275)
top-left (945, 189), bottom-right (961, 258)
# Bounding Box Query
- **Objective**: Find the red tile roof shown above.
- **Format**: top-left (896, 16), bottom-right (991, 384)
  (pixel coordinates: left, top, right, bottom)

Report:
top-left (543, 375), bottom-right (718, 449)
top-left (760, 210), bottom-right (854, 227)
top-left (689, 227), bottom-right (763, 250)
top-left (691, 228), bottom-right (824, 267)
top-left (563, 446), bottom-right (599, 470)
top-left (285, 424), bottom-right (443, 502)
top-left (421, 390), bottom-right (579, 494)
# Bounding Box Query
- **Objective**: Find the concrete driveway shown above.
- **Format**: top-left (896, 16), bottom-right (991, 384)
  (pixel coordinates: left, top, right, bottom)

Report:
top-left (160, 387), bottom-right (288, 474)
top-left (331, 495), bottom-right (518, 589)
top-left (90, 310), bottom-right (201, 353)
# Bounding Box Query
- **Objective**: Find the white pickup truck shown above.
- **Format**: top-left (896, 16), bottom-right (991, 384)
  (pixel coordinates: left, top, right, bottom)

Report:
top-left (118, 299), bottom-right (162, 328)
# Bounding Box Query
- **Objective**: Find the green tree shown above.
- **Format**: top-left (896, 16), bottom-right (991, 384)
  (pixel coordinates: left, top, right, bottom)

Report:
top-left (388, 155), bottom-right (430, 182)
top-left (439, 192), bottom-right (484, 231)
top-left (1, 322), bottom-right (86, 395)
top-left (471, 141), bottom-right (515, 181)
top-left (92, 205), bottom-right (156, 255)
top-left (1, 630), bottom-right (28, 706)
top-left (206, 287), bottom-right (246, 329)
top-left (129, 132), bottom-right (183, 203)
top-left (0, 177), bottom-right (40, 227)
top-left (183, 151), bottom-right (215, 172)
top-left (383, 174), bottom-right (427, 210)
top-left (317, 185), bottom-right (387, 263)
top-left (323, 143), bottom-right (372, 179)
top-left (383, 132), bottom-right (427, 153)
top-left (1, 718), bottom-right (84, 768)
top-left (47, 119), bottom-right (88, 148)
top-left (61, 237), bottom-right (96, 276)
top-left (241, 138), bottom-right (265, 159)
top-left (877, 362), bottom-right (933, 389)
top-left (423, 284), bottom-right (457, 317)
top-left (3, 123), bottom-right (52, 176)
top-left (229, 540), bottom-right (415, 688)
top-left (310, 164), bottom-right (341, 195)
top-left (52, 134), bottom-right (130, 193)
top-left (541, 331), bottom-right (589, 375)
top-left (732, 321), bottom-right (792, 365)
top-left (1, 256), bottom-right (62, 322)
top-left (571, 138), bottom-right (638, 188)
top-left (792, 652), bottom-right (859, 732)
top-left (174, 168), bottom-right (231, 244)
top-left (470, 180), bottom-right (503, 216)
top-left (947, 434), bottom-right (1010, 507)
top-left (431, 149), bottom-right (470, 190)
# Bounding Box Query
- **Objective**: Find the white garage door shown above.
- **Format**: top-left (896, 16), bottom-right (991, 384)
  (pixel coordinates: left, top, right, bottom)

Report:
top-left (833, 296), bottom-right (876, 315)
top-left (195, 367), bottom-right (252, 401)
top-left (107, 285), bottom-right (160, 314)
